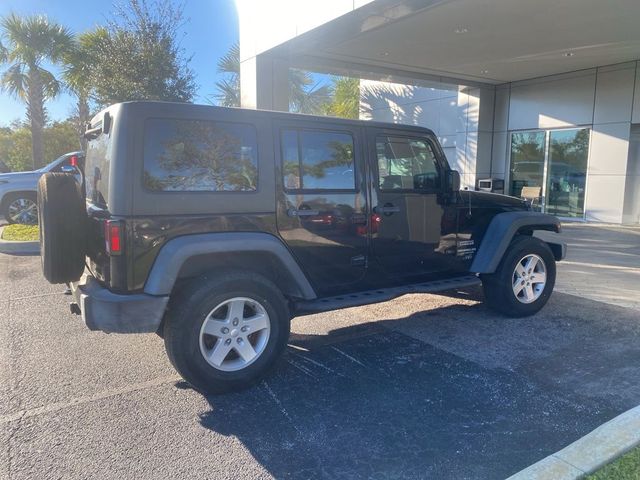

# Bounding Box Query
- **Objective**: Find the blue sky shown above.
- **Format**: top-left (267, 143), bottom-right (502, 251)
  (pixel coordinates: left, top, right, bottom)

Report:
top-left (0, 0), bottom-right (239, 126)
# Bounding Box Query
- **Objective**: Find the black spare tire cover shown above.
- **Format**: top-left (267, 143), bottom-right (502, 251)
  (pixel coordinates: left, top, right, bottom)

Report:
top-left (37, 173), bottom-right (87, 284)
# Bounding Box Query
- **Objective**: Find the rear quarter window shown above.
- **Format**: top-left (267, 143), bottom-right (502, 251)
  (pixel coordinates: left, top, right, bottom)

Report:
top-left (85, 133), bottom-right (112, 208)
top-left (143, 118), bottom-right (258, 192)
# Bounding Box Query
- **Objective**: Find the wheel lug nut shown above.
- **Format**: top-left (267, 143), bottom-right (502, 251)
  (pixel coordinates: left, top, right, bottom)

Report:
top-left (241, 326), bottom-right (248, 332)
top-left (221, 327), bottom-right (229, 334)
top-left (236, 338), bottom-right (242, 344)
top-left (233, 318), bottom-right (239, 326)
top-left (225, 339), bottom-right (232, 345)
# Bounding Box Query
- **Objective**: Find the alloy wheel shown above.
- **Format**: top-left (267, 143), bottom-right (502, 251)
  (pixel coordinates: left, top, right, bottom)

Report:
top-left (8, 198), bottom-right (38, 224)
top-left (199, 296), bottom-right (271, 372)
top-left (512, 253), bottom-right (547, 304)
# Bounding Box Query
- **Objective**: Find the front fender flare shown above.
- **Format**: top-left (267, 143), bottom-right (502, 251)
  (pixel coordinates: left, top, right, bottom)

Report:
top-left (470, 211), bottom-right (562, 274)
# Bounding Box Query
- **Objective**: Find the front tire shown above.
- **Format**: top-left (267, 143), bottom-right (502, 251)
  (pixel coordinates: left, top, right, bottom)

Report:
top-left (163, 271), bottom-right (290, 394)
top-left (482, 235), bottom-right (556, 317)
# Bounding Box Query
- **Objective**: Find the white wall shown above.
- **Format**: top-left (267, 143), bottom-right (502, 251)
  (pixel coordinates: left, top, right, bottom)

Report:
top-left (493, 61), bottom-right (640, 223)
top-left (236, 0), bottom-right (374, 109)
top-left (359, 80), bottom-right (493, 190)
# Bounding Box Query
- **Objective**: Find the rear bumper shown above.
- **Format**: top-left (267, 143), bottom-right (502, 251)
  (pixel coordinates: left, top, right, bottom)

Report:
top-left (71, 274), bottom-right (169, 333)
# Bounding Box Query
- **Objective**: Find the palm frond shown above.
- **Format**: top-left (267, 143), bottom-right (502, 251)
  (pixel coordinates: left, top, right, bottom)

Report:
top-left (38, 67), bottom-right (62, 100)
top-left (216, 42), bottom-right (239, 75)
top-left (0, 40), bottom-right (7, 63)
top-left (213, 78), bottom-right (240, 107)
top-left (0, 63), bottom-right (28, 100)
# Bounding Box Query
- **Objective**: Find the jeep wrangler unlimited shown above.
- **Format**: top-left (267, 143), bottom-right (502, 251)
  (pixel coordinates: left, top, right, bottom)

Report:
top-left (37, 101), bottom-right (565, 394)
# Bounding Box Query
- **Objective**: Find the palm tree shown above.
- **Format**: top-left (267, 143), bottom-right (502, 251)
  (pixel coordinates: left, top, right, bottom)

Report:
top-left (213, 43), bottom-right (240, 108)
top-left (213, 42), bottom-right (331, 114)
top-left (0, 14), bottom-right (74, 168)
top-left (63, 30), bottom-right (104, 149)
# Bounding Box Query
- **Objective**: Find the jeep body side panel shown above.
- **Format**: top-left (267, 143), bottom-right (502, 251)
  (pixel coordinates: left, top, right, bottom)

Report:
top-left (143, 232), bottom-right (317, 299)
top-left (470, 211), bottom-right (562, 273)
top-left (273, 119), bottom-right (370, 295)
top-left (366, 125), bottom-right (464, 281)
top-left (130, 213), bottom-right (277, 291)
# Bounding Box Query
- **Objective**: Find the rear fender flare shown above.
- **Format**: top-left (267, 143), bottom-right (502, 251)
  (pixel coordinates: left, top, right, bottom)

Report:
top-left (143, 232), bottom-right (317, 299)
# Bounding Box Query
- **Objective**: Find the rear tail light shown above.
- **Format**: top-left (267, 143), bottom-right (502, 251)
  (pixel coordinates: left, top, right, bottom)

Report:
top-left (104, 220), bottom-right (123, 255)
top-left (69, 155), bottom-right (78, 167)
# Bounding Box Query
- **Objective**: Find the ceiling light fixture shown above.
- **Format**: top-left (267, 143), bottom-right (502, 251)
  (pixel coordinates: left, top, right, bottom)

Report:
top-left (454, 27), bottom-right (468, 34)
top-left (563, 52), bottom-right (575, 57)
top-left (481, 69), bottom-right (489, 75)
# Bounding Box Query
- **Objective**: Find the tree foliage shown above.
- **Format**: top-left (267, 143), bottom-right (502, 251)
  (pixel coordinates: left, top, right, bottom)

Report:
top-left (0, 120), bottom-right (80, 172)
top-left (0, 14), bottom-right (74, 168)
top-left (213, 42), bottom-right (334, 115)
top-left (79, 0), bottom-right (196, 107)
top-left (325, 77), bottom-right (360, 119)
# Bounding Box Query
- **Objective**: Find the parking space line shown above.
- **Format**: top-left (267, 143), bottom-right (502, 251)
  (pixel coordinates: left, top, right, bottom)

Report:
top-left (0, 374), bottom-right (181, 425)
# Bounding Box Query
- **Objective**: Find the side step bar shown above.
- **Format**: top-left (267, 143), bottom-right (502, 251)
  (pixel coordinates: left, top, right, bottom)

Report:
top-left (295, 275), bottom-right (481, 315)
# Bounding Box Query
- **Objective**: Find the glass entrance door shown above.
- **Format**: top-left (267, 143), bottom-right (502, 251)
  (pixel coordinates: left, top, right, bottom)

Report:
top-left (546, 129), bottom-right (589, 217)
top-left (509, 131), bottom-right (546, 199)
top-left (509, 128), bottom-right (590, 218)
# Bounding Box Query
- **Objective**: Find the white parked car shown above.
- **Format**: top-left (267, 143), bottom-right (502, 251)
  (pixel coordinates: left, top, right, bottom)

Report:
top-left (0, 151), bottom-right (84, 224)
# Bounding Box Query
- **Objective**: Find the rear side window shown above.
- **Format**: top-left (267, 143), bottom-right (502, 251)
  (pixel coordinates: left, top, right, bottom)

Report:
top-left (281, 129), bottom-right (355, 191)
top-left (143, 118), bottom-right (258, 192)
top-left (85, 132), bottom-right (112, 207)
top-left (377, 136), bottom-right (441, 191)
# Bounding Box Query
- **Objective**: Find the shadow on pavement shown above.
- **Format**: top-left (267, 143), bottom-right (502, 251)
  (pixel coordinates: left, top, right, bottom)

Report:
top-left (194, 293), bottom-right (638, 479)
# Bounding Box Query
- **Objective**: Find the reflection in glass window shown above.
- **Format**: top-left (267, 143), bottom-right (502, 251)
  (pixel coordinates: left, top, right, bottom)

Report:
top-left (281, 129), bottom-right (301, 189)
top-left (377, 136), bottom-right (440, 190)
top-left (281, 129), bottom-right (355, 190)
top-left (143, 119), bottom-right (258, 192)
top-left (546, 128), bottom-right (589, 218)
top-left (509, 131), bottom-right (545, 198)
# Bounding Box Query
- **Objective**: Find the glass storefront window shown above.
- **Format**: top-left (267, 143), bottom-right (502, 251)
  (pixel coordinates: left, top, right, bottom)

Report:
top-left (546, 129), bottom-right (589, 217)
top-left (509, 131), bottom-right (546, 199)
top-left (509, 128), bottom-right (590, 218)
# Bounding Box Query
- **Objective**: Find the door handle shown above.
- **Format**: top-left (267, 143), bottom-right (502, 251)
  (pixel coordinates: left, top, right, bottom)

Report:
top-left (374, 204), bottom-right (400, 215)
top-left (287, 207), bottom-right (320, 217)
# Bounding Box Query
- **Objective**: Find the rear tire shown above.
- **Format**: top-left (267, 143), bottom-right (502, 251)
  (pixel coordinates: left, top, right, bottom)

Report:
top-left (482, 235), bottom-right (556, 317)
top-left (37, 173), bottom-right (87, 284)
top-left (163, 271), bottom-right (290, 394)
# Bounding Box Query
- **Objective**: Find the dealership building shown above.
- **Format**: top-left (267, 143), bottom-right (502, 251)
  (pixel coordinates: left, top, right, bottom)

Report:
top-left (236, 0), bottom-right (640, 224)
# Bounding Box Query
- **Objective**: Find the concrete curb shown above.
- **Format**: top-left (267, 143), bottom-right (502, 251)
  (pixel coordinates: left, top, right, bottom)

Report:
top-left (507, 404), bottom-right (640, 479)
top-left (0, 226), bottom-right (40, 255)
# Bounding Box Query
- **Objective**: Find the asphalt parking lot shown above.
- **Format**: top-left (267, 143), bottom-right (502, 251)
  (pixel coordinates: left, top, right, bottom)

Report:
top-left (1, 224), bottom-right (639, 479)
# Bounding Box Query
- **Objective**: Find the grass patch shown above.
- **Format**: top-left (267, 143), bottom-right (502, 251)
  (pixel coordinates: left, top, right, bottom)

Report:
top-left (1, 224), bottom-right (39, 241)
top-left (586, 445), bottom-right (640, 480)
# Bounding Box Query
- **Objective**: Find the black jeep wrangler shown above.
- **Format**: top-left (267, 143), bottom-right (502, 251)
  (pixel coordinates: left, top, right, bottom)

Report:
top-left (38, 102), bottom-right (565, 394)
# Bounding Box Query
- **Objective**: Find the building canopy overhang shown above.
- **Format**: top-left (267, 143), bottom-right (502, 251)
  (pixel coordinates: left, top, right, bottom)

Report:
top-left (261, 0), bottom-right (640, 87)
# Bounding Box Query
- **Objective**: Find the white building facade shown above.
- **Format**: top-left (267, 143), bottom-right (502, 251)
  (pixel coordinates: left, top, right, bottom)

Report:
top-left (235, 0), bottom-right (640, 224)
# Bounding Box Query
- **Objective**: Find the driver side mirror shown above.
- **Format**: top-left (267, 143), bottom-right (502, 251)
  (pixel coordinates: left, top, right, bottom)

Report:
top-left (446, 170), bottom-right (461, 192)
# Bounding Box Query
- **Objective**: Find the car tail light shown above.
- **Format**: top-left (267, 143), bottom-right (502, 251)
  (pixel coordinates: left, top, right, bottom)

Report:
top-left (69, 155), bottom-right (78, 167)
top-left (104, 220), bottom-right (123, 255)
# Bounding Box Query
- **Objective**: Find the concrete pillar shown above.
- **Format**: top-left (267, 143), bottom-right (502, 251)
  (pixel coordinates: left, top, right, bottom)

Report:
top-left (240, 54), bottom-right (289, 111)
top-left (457, 86), bottom-right (495, 189)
